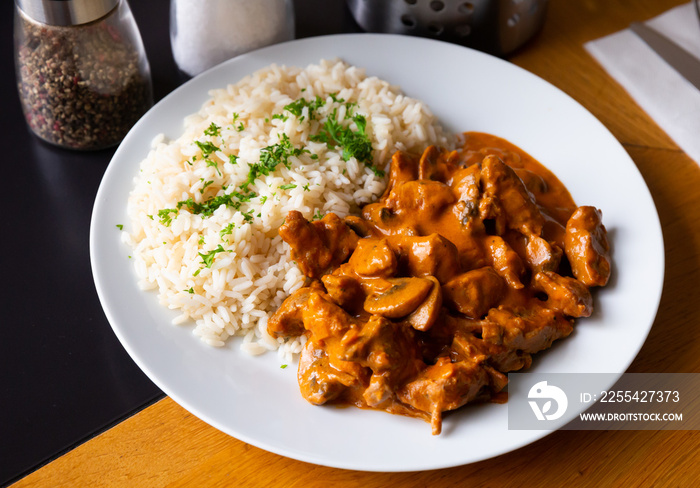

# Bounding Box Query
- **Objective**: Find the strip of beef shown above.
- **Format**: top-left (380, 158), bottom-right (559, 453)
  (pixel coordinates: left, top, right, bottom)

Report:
top-left (449, 326), bottom-right (532, 373)
top-left (533, 271), bottom-right (592, 318)
top-left (396, 356), bottom-right (503, 435)
top-left (279, 210), bottom-right (359, 279)
top-left (480, 155), bottom-right (544, 237)
top-left (564, 206), bottom-right (611, 287)
top-left (417, 144), bottom-right (460, 182)
top-left (525, 234), bottom-right (563, 274)
top-left (298, 341), bottom-right (365, 405)
top-left (379, 150), bottom-right (419, 200)
top-left (441, 267), bottom-right (506, 319)
top-left (386, 233), bottom-right (460, 284)
top-left (267, 283), bottom-right (326, 339)
top-left (485, 235), bottom-right (525, 289)
top-left (338, 314), bottom-right (423, 409)
top-left (482, 304), bottom-right (573, 354)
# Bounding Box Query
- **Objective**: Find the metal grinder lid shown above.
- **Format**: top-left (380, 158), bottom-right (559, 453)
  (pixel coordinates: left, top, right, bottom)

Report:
top-left (15, 0), bottom-right (120, 26)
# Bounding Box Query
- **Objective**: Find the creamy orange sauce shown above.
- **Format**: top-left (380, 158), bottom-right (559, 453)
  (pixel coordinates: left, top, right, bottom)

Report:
top-left (268, 132), bottom-right (611, 434)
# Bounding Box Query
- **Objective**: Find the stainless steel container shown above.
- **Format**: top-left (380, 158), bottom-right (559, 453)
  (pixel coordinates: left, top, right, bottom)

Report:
top-left (346, 0), bottom-right (548, 56)
top-left (15, 0), bottom-right (120, 26)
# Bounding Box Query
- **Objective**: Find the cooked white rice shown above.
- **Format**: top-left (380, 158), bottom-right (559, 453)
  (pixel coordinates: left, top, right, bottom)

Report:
top-left (124, 59), bottom-right (452, 361)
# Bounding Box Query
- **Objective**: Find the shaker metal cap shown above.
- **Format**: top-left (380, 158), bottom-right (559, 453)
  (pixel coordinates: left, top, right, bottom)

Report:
top-left (15, 0), bottom-right (120, 26)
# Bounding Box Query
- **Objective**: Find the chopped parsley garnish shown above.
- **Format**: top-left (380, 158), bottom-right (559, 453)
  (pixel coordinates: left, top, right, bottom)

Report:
top-left (282, 95), bottom-right (325, 121)
top-left (174, 189), bottom-right (256, 218)
top-left (203, 123), bottom-right (221, 137)
top-left (185, 287), bottom-right (194, 294)
top-left (200, 179), bottom-right (215, 194)
top-left (220, 223), bottom-right (235, 238)
top-left (116, 224), bottom-right (123, 230)
top-left (241, 134), bottom-right (307, 190)
top-left (310, 109), bottom-right (382, 176)
top-left (302, 183), bottom-right (310, 192)
top-left (230, 190), bottom-right (257, 202)
top-left (279, 183), bottom-right (297, 190)
top-left (205, 159), bottom-right (221, 176)
top-left (242, 209), bottom-right (255, 223)
top-left (177, 194), bottom-right (240, 217)
top-left (344, 101), bottom-right (358, 115)
top-left (280, 364), bottom-right (288, 369)
top-left (194, 140), bottom-right (220, 157)
top-left (228, 154), bottom-right (239, 165)
top-left (194, 245), bottom-right (230, 274)
top-left (157, 208), bottom-right (178, 226)
top-left (312, 210), bottom-right (323, 221)
top-left (329, 93), bottom-right (345, 104)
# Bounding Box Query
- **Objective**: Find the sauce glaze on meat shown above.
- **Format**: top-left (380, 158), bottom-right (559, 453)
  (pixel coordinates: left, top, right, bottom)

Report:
top-left (268, 132), bottom-right (611, 434)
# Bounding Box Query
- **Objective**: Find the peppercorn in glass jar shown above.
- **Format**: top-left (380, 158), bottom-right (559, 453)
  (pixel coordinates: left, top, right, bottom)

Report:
top-left (14, 0), bottom-right (153, 150)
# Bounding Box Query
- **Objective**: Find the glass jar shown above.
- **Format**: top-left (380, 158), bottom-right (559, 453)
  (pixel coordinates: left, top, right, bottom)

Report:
top-left (14, 0), bottom-right (153, 150)
top-left (170, 0), bottom-right (295, 77)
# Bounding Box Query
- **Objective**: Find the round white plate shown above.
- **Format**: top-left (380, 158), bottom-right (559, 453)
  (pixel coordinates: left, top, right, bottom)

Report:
top-left (90, 34), bottom-right (664, 472)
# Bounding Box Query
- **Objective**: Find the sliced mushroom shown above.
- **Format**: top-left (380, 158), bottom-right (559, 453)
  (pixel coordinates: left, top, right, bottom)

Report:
top-left (364, 277), bottom-right (433, 318)
top-left (405, 276), bottom-right (443, 331)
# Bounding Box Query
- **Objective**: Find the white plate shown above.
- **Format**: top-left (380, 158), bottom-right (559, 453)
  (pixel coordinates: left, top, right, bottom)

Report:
top-left (90, 34), bottom-right (664, 472)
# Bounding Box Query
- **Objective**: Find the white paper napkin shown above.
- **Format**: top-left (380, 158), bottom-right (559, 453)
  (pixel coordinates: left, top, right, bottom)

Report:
top-left (585, 2), bottom-right (700, 164)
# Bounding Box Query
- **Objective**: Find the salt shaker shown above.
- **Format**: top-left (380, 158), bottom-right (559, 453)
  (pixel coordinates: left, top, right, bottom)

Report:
top-left (14, 0), bottom-right (153, 150)
top-left (170, 0), bottom-right (295, 77)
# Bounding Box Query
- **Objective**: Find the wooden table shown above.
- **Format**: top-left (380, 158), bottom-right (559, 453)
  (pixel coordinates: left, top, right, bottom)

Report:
top-left (13, 0), bottom-right (700, 486)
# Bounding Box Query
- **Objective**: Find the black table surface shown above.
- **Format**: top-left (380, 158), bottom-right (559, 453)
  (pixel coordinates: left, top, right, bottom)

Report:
top-left (0, 1), bottom-right (361, 485)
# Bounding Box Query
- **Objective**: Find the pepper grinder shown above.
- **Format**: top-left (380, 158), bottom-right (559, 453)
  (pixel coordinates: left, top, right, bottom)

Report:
top-left (14, 0), bottom-right (153, 150)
